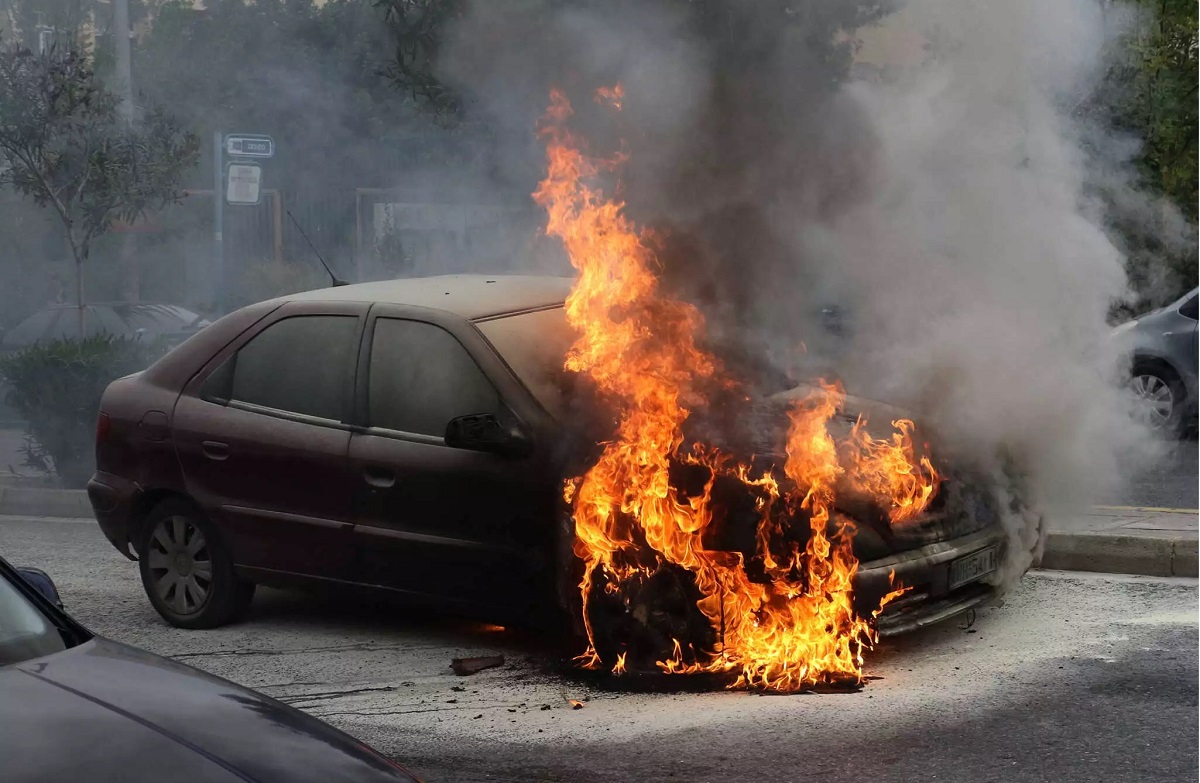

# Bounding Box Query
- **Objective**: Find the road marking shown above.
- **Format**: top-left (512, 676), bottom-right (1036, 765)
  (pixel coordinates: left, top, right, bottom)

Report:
top-left (1092, 505), bottom-right (1199, 515)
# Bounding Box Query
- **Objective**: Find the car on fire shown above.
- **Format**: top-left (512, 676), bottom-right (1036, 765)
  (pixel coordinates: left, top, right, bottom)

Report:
top-left (0, 554), bottom-right (420, 782)
top-left (88, 275), bottom-right (1015, 639)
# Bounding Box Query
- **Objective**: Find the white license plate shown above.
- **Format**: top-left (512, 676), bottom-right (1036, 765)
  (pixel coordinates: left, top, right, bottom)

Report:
top-left (948, 546), bottom-right (998, 590)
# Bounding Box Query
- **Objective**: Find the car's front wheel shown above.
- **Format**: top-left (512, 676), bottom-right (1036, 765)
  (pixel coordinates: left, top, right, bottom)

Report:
top-left (138, 498), bottom-right (254, 629)
top-left (1130, 364), bottom-right (1186, 435)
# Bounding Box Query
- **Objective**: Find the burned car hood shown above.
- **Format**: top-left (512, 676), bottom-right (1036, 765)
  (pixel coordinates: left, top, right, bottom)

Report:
top-left (1, 638), bottom-right (417, 783)
top-left (765, 384), bottom-right (1000, 560)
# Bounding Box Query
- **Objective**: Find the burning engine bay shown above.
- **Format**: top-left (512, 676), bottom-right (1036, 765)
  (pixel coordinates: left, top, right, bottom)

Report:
top-left (536, 87), bottom-right (1015, 694)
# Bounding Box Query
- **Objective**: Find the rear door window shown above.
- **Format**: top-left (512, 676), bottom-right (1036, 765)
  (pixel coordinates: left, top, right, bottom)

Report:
top-left (1179, 294), bottom-right (1198, 320)
top-left (368, 318), bottom-right (500, 437)
top-left (203, 315), bottom-right (358, 421)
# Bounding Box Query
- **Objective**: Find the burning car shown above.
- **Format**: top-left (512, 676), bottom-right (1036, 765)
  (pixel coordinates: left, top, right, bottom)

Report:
top-left (89, 88), bottom-right (1025, 694)
top-left (88, 272), bottom-right (1012, 692)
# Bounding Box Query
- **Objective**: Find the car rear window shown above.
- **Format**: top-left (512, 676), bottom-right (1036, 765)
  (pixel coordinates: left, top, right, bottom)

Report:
top-left (476, 307), bottom-right (575, 418)
top-left (368, 318), bottom-right (501, 437)
top-left (1179, 293), bottom-right (1198, 320)
top-left (207, 315), bottom-right (358, 421)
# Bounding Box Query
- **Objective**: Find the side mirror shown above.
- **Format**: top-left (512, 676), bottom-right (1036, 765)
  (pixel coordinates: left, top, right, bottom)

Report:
top-left (445, 413), bottom-right (532, 458)
top-left (17, 567), bottom-right (64, 609)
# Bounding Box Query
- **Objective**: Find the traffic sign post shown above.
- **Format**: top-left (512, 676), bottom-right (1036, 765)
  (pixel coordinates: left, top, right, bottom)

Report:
top-left (214, 131), bottom-right (276, 314)
top-left (224, 134), bottom-right (275, 159)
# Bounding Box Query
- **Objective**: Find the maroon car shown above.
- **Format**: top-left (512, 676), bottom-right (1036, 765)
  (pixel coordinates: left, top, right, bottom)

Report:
top-left (89, 275), bottom-right (1011, 632)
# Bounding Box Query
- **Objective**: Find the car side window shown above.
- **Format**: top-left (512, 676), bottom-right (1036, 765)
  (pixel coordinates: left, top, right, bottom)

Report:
top-left (368, 318), bottom-right (500, 437)
top-left (202, 315), bottom-right (357, 421)
top-left (1180, 294), bottom-right (1198, 321)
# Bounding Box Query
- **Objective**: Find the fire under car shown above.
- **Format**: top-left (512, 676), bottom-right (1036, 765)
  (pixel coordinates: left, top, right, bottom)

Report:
top-left (88, 275), bottom-right (1018, 644)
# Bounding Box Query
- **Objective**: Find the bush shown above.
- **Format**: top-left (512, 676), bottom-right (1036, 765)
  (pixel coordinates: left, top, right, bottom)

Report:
top-left (0, 335), bottom-right (162, 487)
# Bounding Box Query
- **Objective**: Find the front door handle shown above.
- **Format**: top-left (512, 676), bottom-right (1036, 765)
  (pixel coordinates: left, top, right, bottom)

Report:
top-left (201, 440), bottom-right (230, 461)
top-left (364, 465), bottom-right (395, 488)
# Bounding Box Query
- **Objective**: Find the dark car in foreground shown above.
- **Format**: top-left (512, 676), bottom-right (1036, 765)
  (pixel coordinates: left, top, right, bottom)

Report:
top-left (1112, 287), bottom-right (1198, 435)
top-left (88, 275), bottom-right (1011, 636)
top-left (0, 555), bottom-right (419, 783)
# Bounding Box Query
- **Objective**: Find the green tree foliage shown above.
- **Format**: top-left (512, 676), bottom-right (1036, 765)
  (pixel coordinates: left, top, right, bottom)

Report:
top-left (0, 44), bottom-right (199, 318)
top-left (1092, 0), bottom-right (1197, 308)
top-left (1121, 0), bottom-right (1198, 220)
top-left (0, 335), bottom-right (162, 486)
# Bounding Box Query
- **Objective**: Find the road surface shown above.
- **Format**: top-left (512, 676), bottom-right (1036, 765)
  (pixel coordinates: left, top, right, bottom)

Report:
top-left (1, 517), bottom-right (1195, 783)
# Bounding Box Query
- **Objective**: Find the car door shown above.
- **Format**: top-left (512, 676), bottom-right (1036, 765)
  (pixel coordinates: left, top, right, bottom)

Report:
top-left (347, 307), bottom-right (559, 610)
top-left (1177, 292), bottom-right (1198, 383)
top-left (172, 302), bottom-right (365, 581)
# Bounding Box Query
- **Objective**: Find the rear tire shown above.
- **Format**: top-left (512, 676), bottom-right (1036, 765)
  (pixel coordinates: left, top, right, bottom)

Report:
top-left (138, 498), bottom-right (254, 629)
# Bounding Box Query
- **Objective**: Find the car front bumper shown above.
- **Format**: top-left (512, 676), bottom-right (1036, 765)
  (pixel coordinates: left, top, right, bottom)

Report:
top-left (854, 527), bottom-right (1007, 637)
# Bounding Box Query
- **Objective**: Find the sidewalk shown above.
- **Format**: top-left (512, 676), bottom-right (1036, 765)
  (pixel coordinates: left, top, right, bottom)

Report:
top-left (1041, 507), bottom-right (1198, 578)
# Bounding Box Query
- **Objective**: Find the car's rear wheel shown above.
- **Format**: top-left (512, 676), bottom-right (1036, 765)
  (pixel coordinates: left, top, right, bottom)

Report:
top-left (138, 498), bottom-right (254, 629)
top-left (1130, 363), bottom-right (1186, 435)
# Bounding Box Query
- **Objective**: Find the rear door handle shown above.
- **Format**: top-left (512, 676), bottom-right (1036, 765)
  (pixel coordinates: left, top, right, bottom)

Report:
top-left (363, 465), bottom-right (395, 489)
top-left (201, 441), bottom-right (230, 461)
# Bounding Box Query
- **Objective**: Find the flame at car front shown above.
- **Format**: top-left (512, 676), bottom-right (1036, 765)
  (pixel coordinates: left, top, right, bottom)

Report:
top-left (533, 86), bottom-right (939, 692)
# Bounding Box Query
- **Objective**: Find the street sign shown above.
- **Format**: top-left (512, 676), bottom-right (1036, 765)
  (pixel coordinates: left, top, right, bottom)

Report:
top-left (224, 134), bottom-right (275, 159)
top-left (226, 162), bottom-right (262, 205)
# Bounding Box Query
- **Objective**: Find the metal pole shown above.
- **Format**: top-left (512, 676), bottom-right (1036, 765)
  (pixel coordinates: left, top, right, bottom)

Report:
top-left (113, 0), bottom-right (134, 124)
top-left (213, 131), bottom-right (225, 315)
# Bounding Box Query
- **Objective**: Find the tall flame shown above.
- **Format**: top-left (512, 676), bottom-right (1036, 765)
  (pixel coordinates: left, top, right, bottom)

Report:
top-left (534, 88), bottom-right (935, 692)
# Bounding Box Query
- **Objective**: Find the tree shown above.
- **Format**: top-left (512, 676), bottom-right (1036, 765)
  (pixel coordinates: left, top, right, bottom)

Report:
top-left (0, 44), bottom-right (198, 332)
top-left (1087, 0), bottom-right (1198, 308)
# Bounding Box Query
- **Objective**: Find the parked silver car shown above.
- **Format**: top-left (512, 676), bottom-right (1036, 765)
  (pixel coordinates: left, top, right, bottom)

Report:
top-left (1113, 287), bottom-right (1198, 434)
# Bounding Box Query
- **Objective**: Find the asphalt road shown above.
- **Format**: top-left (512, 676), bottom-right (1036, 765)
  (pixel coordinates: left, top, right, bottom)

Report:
top-left (1, 517), bottom-right (1196, 783)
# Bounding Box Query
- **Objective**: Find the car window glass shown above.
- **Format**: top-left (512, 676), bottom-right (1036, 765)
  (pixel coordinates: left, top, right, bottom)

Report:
top-left (1180, 294), bottom-right (1198, 320)
top-left (0, 573), bottom-right (67, 666)
top-left (227, 315), bottom-right (357, 420)
top-left (369, 319), bottom-right (500, 436)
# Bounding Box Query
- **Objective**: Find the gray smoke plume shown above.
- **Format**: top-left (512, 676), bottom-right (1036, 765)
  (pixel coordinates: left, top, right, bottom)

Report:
top-left (434, 0), bottom-right (1168, 585)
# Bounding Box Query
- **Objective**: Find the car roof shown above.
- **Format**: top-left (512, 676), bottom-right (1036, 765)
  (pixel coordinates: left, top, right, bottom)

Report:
top-left (280, 274), bottom-right (574, 321)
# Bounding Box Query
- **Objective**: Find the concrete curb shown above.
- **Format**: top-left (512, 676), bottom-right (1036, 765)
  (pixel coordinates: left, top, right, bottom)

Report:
top-left (1, 488), bottom-right (1196, 579)
top-left (1039, 530), bottom-right (1198, 578)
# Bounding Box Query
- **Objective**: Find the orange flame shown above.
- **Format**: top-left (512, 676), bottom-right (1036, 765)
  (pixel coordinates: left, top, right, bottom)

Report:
top-left (534, 87), bottom-right (932, 692)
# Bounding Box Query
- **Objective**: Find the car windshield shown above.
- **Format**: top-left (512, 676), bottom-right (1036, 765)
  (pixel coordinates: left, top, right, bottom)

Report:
top-left (0, 569), bottom-right (68, 666)
top-left (476, 307), bottom-right (576, 418)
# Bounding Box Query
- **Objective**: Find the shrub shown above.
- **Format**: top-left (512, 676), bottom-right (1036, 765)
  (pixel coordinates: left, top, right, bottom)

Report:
top-left (0, 335), bottom-right (162, 487)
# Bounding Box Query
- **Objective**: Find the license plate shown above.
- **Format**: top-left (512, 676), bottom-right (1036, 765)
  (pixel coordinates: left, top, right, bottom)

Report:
top-left (948, 546), bottom-right (998, 590)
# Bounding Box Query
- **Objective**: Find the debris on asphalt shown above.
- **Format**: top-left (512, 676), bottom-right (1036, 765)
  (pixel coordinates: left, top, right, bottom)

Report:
top-left (568, 699), bottom-right (585, 710)
top-left (451, 655), bottom-right (505, 675)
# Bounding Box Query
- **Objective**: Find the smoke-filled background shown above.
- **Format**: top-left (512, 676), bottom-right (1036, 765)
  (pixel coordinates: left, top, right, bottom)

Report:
top-left (0, 0), bottom-right (1194, 562)
top-left (420, 0), bottom-right (1187, 580)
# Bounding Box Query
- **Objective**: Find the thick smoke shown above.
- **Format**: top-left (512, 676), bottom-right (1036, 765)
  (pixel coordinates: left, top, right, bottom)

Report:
top-left (435, 0), bottom-right (1164, 583)
top-left (785, 0), bottom-right (1164, 582)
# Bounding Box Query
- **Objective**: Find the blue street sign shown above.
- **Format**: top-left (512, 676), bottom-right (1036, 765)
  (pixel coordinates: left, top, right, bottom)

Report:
top-left (224, 134), bottom-right (275, 159)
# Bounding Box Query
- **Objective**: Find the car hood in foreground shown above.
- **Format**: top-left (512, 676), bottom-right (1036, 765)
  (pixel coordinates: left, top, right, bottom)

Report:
top-left (1, 638), bottom-right (418, 783)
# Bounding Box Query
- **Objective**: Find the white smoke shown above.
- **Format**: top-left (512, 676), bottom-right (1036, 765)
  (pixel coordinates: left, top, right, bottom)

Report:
top-left (799, 0), bottom-right (1163, 582)
top-left (434, 0), bottom-right (1170, 586)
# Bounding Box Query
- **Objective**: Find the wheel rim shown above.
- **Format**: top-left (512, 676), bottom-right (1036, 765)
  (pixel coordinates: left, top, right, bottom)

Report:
top-left (1131, 374), bottom-right (1175, 428)
top-left (146, 515), bottom-right (212, 615)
